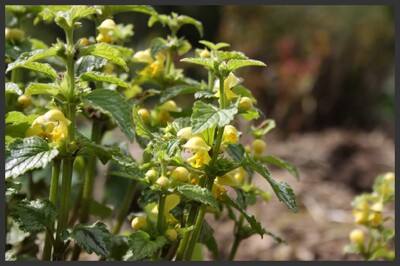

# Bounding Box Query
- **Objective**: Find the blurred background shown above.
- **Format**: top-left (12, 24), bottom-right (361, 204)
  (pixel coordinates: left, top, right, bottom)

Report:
top-left (8, 5), bottom-right (395, 260)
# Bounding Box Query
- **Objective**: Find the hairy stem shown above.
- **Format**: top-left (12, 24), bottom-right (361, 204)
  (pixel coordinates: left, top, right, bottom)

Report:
top-left (42, 159), bottom-right (61, 260)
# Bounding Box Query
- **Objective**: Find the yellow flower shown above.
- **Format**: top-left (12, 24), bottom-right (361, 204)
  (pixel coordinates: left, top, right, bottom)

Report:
top-left (133, 49), bottom-right (166, 76)
top-left (217, 171), bottom-right (239, 187)
top-left (222, 125), bottom-right (239, 144)
top-left (349, 229), bottom-right (365, 245)
top-left (212, 181), bottom-right (227, 200)
top-left (164, 194), bottom-right (180, 224)
top-left (132, 49), bottom-right (153, 64)
top-left (96, 33), bottom-right (113, 43)
top-left (97, 19), bottom-right (116, 36)
top-left (171, 167), bottom-right (190, 182)
top-left (187, 150), bottom-right (211, 168)
top-left (239, 97), bottom-right (253, 110)
top-left (183, 136), bottom-right (211, 152)
top-left (177, 127), bottom-right (193, 139)
top-left (234, 167), bottom-right (247, 185)
top-left (214, 72), bottom-right (240, 100)
top-left (368, 212), bottom-right (382, 227)
top-left (26, 109), bottom-right (70, 143)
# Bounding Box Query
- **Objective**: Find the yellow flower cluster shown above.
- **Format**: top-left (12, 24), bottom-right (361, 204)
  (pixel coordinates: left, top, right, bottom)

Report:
top-left (25, 109), bottom-right (71, 144)
top-left (96, 19), bottom-right (116, 43)
top-left (214, 72), bottom-right (241, 100)
top-left (183, 136), bottom-right (211, 168)
top-left (132, 49), bottom-right (166, 77)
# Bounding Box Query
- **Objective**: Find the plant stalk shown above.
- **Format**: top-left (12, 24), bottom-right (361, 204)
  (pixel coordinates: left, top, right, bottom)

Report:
top-left (42, 159), bottom-right (61, 260)
top-left (157, 194), bottom-right (167, 234)
top-left (228, 215), bottom-right (244, 260)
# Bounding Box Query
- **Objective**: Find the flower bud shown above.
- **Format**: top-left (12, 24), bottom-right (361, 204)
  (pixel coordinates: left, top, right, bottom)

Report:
top-left (177, 127), bottom-right (192, 139)
top-left (171, 167), bottom-right (190, 182)
top-left (145, 169), bottom-right (159, 183)
top-left (5, 28), bottom-right (25, 42)
top-left (368, 212), bottom-right (382, 227)
top-left (200, 49), bottom-right (210, 58)
top-left (132, 49), bottom-right (153, 63)
top-left (156, 176), bottom-right (170, 188)
top-left (239, 97), bottom-right (253, 110)
top-left (253, 139), bottom-right (266, 155)
top-left (131, 217), bottom-right (149, 231)
top-left (138, 108), bottom-right (150, 123)
top-left (183, 136), bottom-right (211, 152)
top-left (165, 228), bottom-right (178, 241)
top-left (223, 125), bottom-right (239, 144)
top-left (78, 37), bottom-right (89, 46)
top-left (349, 229), bottom-right (365, 245)
top-left (159, 100), bottom-right (181, 112)
top-left (17, 94), bottom-right (31, 108)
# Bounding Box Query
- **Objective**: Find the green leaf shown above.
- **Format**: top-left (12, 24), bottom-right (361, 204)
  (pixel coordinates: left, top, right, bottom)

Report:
top-left (180, 57), bottom-right (214, 70)
top-left (240, 109), bottom-right (260, 121)
top-left (79, 72), bottom-right (129, 88)
top-left (6, 111), bottom-right (37, 125)
top-left (160, 85), bottom-right (199, 103)
top-left (221, 194), bottom-right (264, 237)
top-left (10, 199), bottom-right (57, 233)
top-left (25, 82), bottom-right (59, 96)
top-left (81, 89), bottom-right (134, 141)
top-left (109, 235), bottom-right (129, 261)
top-left (216, 50), bottom-right (248, 60)
top-left (132, 104), bottom-right (155, 139)
top-left (177, 15), bottom-right (203, 37)
top-left (262, 155), bottom-right (300, 181)
top-left (69, 221), bottom-right (112, 257)
top-left (199, 40), bottom-right (230, 51)
top-left (175, 184), bottom-right (219, 209)
top-left (53, 6), bottom-right (98, 30)
top-left (250, 119), bottom-right (276, 138)
top-left (126, 231), bottom-right (167, 260)
top-left (100, 5), bottom-right (156, 17)
top-left (206, 157), bottom-right (240, 178)
top-left (76, 55), bottom-right (107, 76)
top-left (244, 154), bottom-right (298, 212)
top-left (6, 137), bottom-right (59, 179)
top-left (227, 143), bottom-right (245, 162)
top-left (81, 43), bottom-right (128, 71)
top-left (5, 179), bottom-right (22, 202)
top-left (6, 82), bottom-right (22, 95)
top-left (191, 101), bottom-right (238, 134)
top-left (6, 47), bottom-right (58, 73)
top-left (227, 59), bottom-right (266, 71)
top-left (9, 61), bottom-right (58, 79)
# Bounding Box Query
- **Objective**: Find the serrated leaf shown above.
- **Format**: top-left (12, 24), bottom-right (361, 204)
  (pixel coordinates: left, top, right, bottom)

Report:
top-left (227, 143), bottom-right (245, 162)
top-left (109, 235), bottom-right (129, 261)
top-left (221, 194), bottom-right (264, 237)
top-left (227, 59), bottom-right (266, 71)
top-left (126, 231), bottom-right (167, 260)
top-left (81, 43), bottom-right (128, 71)
top-left (262, 155), bottom-right (300, 181)
top-left (79, 72), bottom-right (129, 88)
top-left (81, 89), bottom-right (134, 141)
top-left (191, 101), bottom-right (238, 134)
top-left (194, 90), bottom-right (215, 99)
top-left (132, 105), bottom-right (155, 139)
top-left (70, 221), bottom-right (111, 257)
top-left (6, 137), bottom-right (59, 179)
top-left (10, 199), bottom-right (57, 233)
top-left (216, 50), bottom-right (248, 61)
top-left (6, 47), bottom-right (58, 73)
top-left (89, 200), bottom-right (113, 219)
top-left (6, 179), bottom-right (22, 202)
top-left (160, 85), bottom-right (199, 103)
top-left (244, 154), bottom-right (297, 212)
top-left (175, 184), bottom-right (219, 209)
top-left (9, 61), bottom-right (58, 79)
top-left (53, 6), bottom-right (98, 30)
top-left (240, 109), bottom-right (260, 121)
top-left (25, 82), bottom-right (59, 96)
top-left (76, 55), bottom-right (107, 76)
top-left (180, 57), bottom-right (214, 70)
top-left (6, 82), bottom-right (22, 95)
top-left (207, 157), bottom-right (240, 178)
top-left (199, 40), bottom-right (230, 51)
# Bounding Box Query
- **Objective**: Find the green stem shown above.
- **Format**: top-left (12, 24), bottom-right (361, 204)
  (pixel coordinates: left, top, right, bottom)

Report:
top-left (228, 215), bottom-right (244, 260)
top-left (219, 76), bottom-right (226, 109)
top-left (42, 159), bottom-right (61, 260)
top-left (54, 158), bottom-right (74, 261)
top-left (208, 71), bottom-right (215, 91)
top-left (111, 180), bottom-right (138, 235)
top-left (71, 120), bottom-right (103, 261)
top-left (165, 50), bottom-right (173, 77)
top-left (53, 27), bottom-right (76, 261)
top-left (157, 194), bottom-right (167, 234)
top-left (165, 241), bottom-right (180, 261)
